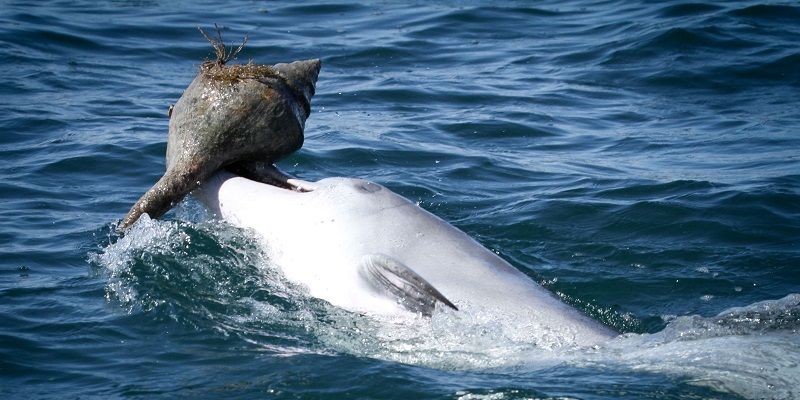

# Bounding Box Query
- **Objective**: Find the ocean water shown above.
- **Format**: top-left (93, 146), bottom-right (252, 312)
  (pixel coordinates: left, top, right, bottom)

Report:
top-left (1, 0), bottom-right (799, 398)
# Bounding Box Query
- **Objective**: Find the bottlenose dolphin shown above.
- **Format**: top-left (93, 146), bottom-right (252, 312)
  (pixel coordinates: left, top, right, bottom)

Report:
top-left (121, 29), bottom-right (615, 348)
top-left (196, 169), bottom-right (618, 347)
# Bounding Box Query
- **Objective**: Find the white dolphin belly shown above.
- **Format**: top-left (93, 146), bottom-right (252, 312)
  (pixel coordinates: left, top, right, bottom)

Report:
top-left (196, 171), bottom-right (617, 347)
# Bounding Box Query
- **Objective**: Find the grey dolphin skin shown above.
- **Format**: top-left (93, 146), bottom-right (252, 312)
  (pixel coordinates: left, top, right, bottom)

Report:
top-left (119, 30), bottom-right (320, 231)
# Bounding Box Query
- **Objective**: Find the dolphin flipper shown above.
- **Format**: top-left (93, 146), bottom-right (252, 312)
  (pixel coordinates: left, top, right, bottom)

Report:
top-left (359, 254), bottom-right (458, 316)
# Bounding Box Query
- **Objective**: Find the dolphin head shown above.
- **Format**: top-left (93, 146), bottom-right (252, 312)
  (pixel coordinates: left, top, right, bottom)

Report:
top-left (119, 57), bottom-right (321, 231)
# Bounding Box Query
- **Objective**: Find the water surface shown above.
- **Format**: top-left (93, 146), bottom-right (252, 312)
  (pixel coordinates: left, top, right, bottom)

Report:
top-left (1, 1), bottom-right (799, 399)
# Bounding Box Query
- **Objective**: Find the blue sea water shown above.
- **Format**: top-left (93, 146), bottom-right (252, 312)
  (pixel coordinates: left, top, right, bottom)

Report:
top-left (1, 0), bottom-right (799, 398)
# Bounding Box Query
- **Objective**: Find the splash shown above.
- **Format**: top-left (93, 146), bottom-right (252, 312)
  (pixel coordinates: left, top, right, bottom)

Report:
top-left (91, 212), bottom-right (373, 359)
top-left (318, 289), bottom-right (800, 398)
top-left (318, 302), bottom-right (580, 370)
top-left (583, 294), bottom-right (800, 399)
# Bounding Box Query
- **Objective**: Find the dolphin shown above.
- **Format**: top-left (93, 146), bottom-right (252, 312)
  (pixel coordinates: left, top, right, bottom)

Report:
top-left (123, 29), bottom-right (615, 347)
top-left (196, 168), bottom-right (618, 347)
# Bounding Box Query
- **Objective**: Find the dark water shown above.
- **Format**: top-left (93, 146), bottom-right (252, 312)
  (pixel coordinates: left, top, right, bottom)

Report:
top-left (2, 0), bottom-right (799, 398)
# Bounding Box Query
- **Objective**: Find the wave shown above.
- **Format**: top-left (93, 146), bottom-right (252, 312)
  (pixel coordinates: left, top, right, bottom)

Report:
top-left (657, 3), bottom-right (724, 18)
top-left (727, 4), bottom-right (800, 21)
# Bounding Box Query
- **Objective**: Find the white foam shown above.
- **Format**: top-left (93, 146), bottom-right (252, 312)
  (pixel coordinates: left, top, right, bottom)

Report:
top-left (90, 214), bottom-right (180, 310)
top-left (316, 292), bottom-right (800, 399)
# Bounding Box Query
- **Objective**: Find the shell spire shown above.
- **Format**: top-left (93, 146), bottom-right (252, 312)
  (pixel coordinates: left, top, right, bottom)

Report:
top-left (274, 59), bottom-right (322, 116)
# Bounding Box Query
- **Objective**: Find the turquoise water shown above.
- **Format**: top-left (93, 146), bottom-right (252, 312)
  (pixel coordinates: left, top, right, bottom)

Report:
top-left (2, 1), bottom-right (799, 398)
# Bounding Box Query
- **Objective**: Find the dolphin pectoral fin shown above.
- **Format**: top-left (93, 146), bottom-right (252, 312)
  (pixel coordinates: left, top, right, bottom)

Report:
top-left (359, 254), bottom-right (458, 316)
